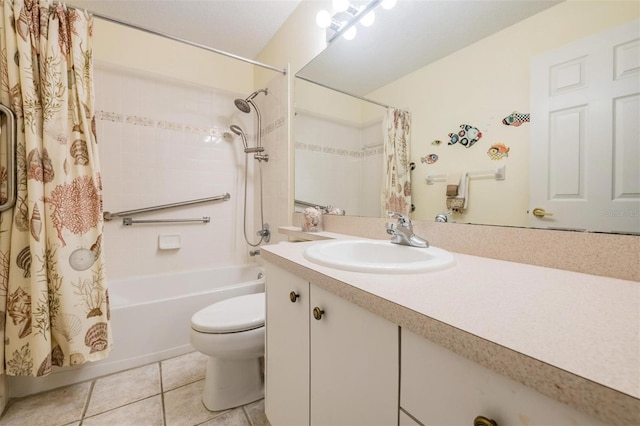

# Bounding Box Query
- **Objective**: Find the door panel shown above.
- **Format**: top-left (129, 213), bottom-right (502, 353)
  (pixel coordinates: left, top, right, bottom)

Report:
top-left (530, 20), bottom-right (640, 233)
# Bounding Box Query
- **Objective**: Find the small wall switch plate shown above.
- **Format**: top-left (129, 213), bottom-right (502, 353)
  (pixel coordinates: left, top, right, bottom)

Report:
top-left (158, 234), bottom-right (181, 250)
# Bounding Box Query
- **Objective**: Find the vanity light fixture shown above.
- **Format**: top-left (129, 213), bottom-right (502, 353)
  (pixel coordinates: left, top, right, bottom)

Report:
top-left (380, 0), bottom-right (397, 10)
top-left (316, 0), bottom-right (393, 42)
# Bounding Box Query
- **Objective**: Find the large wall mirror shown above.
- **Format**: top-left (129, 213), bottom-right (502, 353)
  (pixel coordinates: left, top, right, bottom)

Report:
top-left (294, 0), bottom-right (640, 234)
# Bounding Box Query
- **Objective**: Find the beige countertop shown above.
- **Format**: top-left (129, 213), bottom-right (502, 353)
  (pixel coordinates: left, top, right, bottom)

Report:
top-left (261, 230), bottom-right (640, 426)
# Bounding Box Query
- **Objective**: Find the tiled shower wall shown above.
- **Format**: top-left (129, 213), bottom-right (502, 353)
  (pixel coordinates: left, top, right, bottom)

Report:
top-left (95, 62), bottom-right (255, 280)
top-left (295, 112), bottom-right (383, 218)
top-left (255, 73), bottom-right (290, 245)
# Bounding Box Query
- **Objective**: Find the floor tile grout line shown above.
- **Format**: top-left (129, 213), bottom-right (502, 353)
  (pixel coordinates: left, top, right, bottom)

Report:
top-left (191, 407), bottom-right (238, 426)
top-left (78, 379), bottom-right (96, 425)
top-left (80, 393), bottom-right (163, 422)
top-left (242, 405), bottom-right (254, 426)
top-left (162, 377), bottom-right (207, 394)
top-left (158, 361), bottom-right (167, 426)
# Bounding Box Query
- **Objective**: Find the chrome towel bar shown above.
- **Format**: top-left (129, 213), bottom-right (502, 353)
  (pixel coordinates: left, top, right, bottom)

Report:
top-left (104, 193), bottom-right (230, 221)
top-left (0, 103), bottom-right (17, 212)
top-left (123, 217), bottom-right (211, 226)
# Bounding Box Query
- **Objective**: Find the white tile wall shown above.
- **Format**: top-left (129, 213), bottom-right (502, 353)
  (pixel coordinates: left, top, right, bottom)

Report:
top-left (361, 121), bottom-right (384, 217)
top-left (295, 112), bottom-right (383, 217)
top-left (94, 63), bottom-right (254, 279)
top-left (252, 73), bottom-right (289, 245)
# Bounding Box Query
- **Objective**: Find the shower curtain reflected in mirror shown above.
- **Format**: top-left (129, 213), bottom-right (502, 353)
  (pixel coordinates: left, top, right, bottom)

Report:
top-left (0, 0), bottom-right (111, 377)
top-left (382, 108), bottom-right (412, 216)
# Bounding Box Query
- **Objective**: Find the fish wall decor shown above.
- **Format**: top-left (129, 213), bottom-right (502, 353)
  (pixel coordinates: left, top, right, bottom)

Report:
top-left (487, 143), bottom-right (510, 160)
top-left (448, 124), bottom-right (482, 148)
top-left (502, 111), bottom-right (530, 126)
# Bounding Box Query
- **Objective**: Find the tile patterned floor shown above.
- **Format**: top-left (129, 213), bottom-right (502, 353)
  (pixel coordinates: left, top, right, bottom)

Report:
top-left (0, 351), bottom-right (270, 426)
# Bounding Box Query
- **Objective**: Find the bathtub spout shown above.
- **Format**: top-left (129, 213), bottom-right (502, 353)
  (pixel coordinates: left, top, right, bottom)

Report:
top-left (249, 249), bottom-right (261, 256)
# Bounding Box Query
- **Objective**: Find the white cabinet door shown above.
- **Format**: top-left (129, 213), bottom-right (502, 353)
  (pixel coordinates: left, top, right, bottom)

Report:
top-left (530, 20), bottom-right (640, 233)
top-left (310, 285), bottom-right (399, 426)
top-left (264, 263), bottom-right (310, 426)
top-left (401, 329), bottom-right (606, 426)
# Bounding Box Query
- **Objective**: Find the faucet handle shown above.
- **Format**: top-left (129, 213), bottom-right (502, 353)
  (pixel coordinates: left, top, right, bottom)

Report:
top-left (385, 222), bottom-right (397, 235)
top-left (387, 211), bottom-right (411, 226)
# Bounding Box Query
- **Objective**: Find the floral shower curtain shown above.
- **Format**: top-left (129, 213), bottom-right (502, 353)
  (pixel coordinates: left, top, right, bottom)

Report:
top-left (382, 107), bottom-right (412, 216)
top-left (0, 0), bottom-right (111, 376)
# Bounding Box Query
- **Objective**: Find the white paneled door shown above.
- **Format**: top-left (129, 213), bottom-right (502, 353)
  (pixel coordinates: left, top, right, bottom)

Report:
top-left (530, 20), bottom-right (640, 234)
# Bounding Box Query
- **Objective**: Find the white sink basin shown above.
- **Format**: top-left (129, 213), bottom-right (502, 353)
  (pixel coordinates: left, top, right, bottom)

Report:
top-left (303, 239), bottom-right (456, 274)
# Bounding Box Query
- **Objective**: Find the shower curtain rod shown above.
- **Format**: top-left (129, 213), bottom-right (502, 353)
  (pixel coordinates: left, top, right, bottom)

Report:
top-left (63, 4), bottom-right (287, 75)
top-left (295, 75), bottom-right (391, 109)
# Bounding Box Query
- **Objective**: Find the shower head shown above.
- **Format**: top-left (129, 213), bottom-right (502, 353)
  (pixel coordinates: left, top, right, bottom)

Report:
top-left (230, 124), bottom-right (264, 154)
top-left (230, 125), bottom-right (248, 150)
top-left (234, 88), bottom-right (269, 113)
top-left (234, 98), bottom-right (251, 113)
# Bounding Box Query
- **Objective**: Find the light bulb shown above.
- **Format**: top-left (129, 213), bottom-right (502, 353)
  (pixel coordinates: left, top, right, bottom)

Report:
top-left (380, 0), bottom-right (397, 10)
top-left (360, 10), bottom-right (375, 27)
top-left (343, 25), bottom-right (357, 40)
top-left (332, 0), bottom-right (350, 13)
top-left (316, 10), bottom-right (332, 28)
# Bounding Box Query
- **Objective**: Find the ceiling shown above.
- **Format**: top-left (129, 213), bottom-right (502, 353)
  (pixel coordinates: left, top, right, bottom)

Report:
top-left (65, 0), bottom-right (303, 60)
top-left (64, 0), bottom-right (563, 95)
top-left (298, 0), bottom-right (562, 96)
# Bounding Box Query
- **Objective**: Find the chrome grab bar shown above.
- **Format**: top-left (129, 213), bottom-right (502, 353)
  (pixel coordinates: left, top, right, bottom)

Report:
top-left (0, 103), bottom-right (17, 212)
top-left (123, 216), bottom-right (210, 226)
top-left (294, 199), bottom-right (327, 210)
top-left (103, 192), bottom-right (230, 221)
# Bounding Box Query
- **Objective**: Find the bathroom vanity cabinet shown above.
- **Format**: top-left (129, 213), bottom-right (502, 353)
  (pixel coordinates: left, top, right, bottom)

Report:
top-left (265, 259), bottom-right (606, 426)
top-left (400, 329), bottom-right (606, 426)
top-left (261, 235), bottom-right (639, 426)
top-left (264, 262), bottom-right (398, 426)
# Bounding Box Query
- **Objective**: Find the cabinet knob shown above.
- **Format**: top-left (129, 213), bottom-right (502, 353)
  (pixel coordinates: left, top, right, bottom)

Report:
top-left (474, 416), bottom-right (497, 426)
top-left (313, 307), bottom-right (324, 320)
top-left (289, 291), bottom-right (299, 303)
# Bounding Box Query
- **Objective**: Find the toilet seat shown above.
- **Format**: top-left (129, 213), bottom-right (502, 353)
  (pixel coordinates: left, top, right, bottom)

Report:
top-left (192, 292), bottom-right (265, 333)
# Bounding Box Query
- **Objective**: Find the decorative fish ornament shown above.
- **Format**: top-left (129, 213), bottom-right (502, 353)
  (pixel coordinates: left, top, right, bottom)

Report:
top-left (487, 143), bottom-right (510, 160)
top-left (502, 111), bottom-right (530, 126)
top-left (420, 154), bottom-right (439, 164)
top-left (448, 124), bottom-right (482, 148)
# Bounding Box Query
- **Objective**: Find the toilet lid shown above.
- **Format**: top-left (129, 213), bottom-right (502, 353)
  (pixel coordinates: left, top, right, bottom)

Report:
top-left (191, 292), bottom-right (265, 333)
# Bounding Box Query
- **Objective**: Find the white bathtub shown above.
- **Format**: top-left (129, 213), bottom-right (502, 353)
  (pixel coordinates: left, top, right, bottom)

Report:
top-left (9, 264), bottom-right (265, 397)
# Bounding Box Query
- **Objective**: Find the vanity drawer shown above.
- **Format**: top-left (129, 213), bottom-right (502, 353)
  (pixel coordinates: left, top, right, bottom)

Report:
top-left (400, 329), bottom-right (606, 426)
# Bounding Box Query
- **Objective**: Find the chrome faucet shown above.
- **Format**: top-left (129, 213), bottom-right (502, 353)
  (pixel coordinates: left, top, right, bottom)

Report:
top-left (386, 211), bottom-right (429, 248)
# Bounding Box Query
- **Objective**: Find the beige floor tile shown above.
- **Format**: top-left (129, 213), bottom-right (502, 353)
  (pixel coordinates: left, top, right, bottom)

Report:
top-left (161, 351), bottom-right (207, 391)
top-left (82, 395), bottom-right (163, 426)
top-left (85, 363), bottom-right (161, 417)
top-left (243, 399), bottom-right (270, 426)
top-left (164, 380), bottom-right (225, 426)
top-left (0, 382), bottom-right (90, 426)
top-left (197, 408), bottom-right (250, 426)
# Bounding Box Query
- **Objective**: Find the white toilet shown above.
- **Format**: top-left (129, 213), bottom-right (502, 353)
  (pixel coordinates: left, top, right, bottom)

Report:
top-left (190, 292), bottom-right (265, 411)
